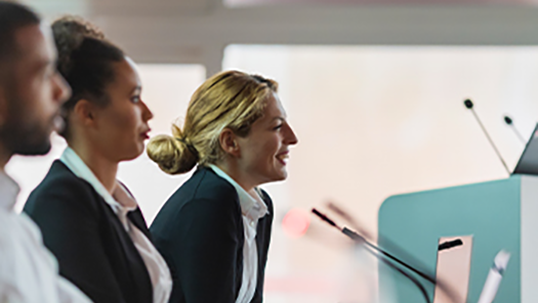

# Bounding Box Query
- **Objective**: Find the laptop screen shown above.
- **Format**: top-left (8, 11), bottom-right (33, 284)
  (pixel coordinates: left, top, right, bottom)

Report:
top-left (513, 123), bottom-right (538, 175)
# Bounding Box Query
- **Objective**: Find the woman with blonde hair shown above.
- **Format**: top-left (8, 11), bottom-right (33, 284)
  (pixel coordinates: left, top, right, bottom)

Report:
top-left (23, 17), bottom-right (172, 303)
top-left (148, 70), bottom-right (298, 303)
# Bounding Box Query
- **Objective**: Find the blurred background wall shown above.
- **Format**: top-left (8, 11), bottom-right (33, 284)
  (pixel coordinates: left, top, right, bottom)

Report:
top-left (10, 0), bottom-right (538, 302)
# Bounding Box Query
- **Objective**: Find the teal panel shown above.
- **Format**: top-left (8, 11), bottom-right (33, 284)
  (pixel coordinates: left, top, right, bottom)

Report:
top-left (378, 177), bottom-right (521, 303)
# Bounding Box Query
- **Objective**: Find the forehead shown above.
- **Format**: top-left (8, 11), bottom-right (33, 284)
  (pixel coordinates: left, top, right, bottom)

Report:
top-left (111, 56), bottom-right (141, 88)
top-left (263, 92), bottom-right (286, 118)
top-left (13, 24), bottom-right (55, 67)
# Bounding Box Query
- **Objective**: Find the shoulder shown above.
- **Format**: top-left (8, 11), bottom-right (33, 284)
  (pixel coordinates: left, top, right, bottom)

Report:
top-left (186, 166), bottom-right (238, 200)
top-left (0, 212), bottom-right (45, 276)
top-left (29, 161), bottom-right (94, 196)
top-left (165, 166), bottom-right (240, 210)
top-left (24, 161), bottom-right (100, 217)
top-left (0, 224), bottom-right (29, 295)
top-left (151, 167), bottom-right (242, 235)
top-left (0, 212), bottom-right (25, 253)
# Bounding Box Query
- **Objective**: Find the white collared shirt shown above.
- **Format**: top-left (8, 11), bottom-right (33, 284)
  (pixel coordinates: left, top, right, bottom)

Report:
top-left (208, 164), bottom-right (269, 303)
top-left (60, 147), bottom-right (172, 303)
top-left (0, 171), bottom-right (92, 303)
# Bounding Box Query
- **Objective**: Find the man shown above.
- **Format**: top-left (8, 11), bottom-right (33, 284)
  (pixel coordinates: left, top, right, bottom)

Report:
top-left (0, 2), bottom-right (91, 302)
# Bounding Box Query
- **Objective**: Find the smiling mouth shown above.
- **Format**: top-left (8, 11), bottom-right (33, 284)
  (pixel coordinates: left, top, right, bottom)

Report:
top-left (276, 153), bottom-right (289, 164)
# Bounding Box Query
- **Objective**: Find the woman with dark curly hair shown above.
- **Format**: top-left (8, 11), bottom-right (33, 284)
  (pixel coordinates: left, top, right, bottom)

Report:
top-left (23, 17), bottom-right (171, 303)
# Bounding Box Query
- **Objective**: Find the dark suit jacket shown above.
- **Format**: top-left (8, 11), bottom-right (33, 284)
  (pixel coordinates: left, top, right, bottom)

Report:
top-left (150, 166), bottom-right (273, 303)
top-left (24, 160), bottom-right (153, 303)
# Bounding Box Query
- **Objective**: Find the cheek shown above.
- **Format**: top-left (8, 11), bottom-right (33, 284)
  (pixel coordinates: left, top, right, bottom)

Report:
top-left (14, 76), bottom-right (53, 119)
top-left (16, 76), bottom-right (40, 104)
top-left (30, 73), bottom-right (53, 98)
top-left (241, 133), bottom-right (282, 169)
top-left (95, 114), bottom-right (128, 150)
top-left (98, 109), bottom-right (144, 158)
top-left (258, 136), bottom-right (280, 163)
top-left (105, 107), bottom-right (139, 133)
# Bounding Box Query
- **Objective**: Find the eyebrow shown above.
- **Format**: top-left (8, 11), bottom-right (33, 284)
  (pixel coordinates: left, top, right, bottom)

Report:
top-left (271, 117), bottom-right (286, 123)
top-left (37, 56), bottom-right (53, 68)
top-left (30, 58), bottom-right (53, 75)
top-left (130, 86), bottom-right (142, 94)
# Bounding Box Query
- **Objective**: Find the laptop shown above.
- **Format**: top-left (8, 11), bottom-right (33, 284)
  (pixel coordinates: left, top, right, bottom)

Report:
top-left (513, 123), bottom-right (538, 175)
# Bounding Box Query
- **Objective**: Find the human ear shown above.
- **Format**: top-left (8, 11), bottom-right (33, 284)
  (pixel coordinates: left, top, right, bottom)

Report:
top-left (219, 128), bottom-right (240, 157)
top-left (72, 99), bottom-right (96, 127)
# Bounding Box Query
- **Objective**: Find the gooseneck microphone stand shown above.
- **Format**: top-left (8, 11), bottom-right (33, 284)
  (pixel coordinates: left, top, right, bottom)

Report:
top-left (312, 208), bottom-right (459, 303)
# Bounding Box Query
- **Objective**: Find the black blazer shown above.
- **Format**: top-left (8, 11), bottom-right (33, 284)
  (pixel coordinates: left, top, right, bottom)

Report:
top-left (23, 160), bottom-right (153, 303)
top-left (150, 166), bottom-right (273, 303)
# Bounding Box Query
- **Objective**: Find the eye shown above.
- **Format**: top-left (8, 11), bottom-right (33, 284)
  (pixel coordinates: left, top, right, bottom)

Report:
top-left (43, 67), bottom-right (55, 80)
top-left (131, 95), bottom-right (141, 103)
top-left (273, 124), bottom-right (283, 131)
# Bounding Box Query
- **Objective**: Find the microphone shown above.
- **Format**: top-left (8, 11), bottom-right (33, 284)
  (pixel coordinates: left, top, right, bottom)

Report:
top-left (312, 208), bottom-right (460, 303)
top-left (311, 208), bottom-right (432, 303)
top-left (313, 207), bottom-right (435, 282)
top-left (326, 202), bottom-right (373, 240)
top-left (464, 99), bottom-right (510, 176)
top-left (341, 227), bottom-right (436, 284)
top-left (326, 202), bottom-right (437, 279)
top-left (503, 115), bottom-right (527, 145)
top-left (312, 208), bottom-right (339, 228)
top-left (438, 239), bottom-right (463, 251)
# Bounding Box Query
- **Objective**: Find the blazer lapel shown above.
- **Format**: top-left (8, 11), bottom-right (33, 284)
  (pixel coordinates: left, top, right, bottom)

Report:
top-left (128, 209), bottom-right (152, 240)
top-left (102, 202), bottom-right (153, 303)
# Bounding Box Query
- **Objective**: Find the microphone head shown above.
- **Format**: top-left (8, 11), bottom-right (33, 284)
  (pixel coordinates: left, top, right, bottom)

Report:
top-left (464, 99), bottom-right (474, 109)
top-left (504, 116), bottom-right (513, 125)
top-left (311, 208), bottom-right (339, 229)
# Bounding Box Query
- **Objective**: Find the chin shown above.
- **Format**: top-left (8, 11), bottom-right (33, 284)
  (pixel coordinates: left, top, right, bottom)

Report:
top-left (271, 171), bottom-right (288, 182)
top-left (132, 142), bottom-right (145, 157)
top-left (14, 140), bottom-right (52, 156)
top-left (119, 147), bottom-right (144, 162)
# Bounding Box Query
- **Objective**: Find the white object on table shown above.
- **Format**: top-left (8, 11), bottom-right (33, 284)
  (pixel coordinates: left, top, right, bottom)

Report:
top-left (477, 250), bottom-right (511, 303)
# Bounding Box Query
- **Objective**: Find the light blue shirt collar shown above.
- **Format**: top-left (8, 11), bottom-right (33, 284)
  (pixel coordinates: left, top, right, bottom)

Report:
top-left (59, 147), bottom-right (137, 218)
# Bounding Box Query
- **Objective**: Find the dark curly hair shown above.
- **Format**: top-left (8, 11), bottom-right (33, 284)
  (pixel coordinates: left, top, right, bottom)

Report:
top-left (51, 16), bottom-right (124, 139)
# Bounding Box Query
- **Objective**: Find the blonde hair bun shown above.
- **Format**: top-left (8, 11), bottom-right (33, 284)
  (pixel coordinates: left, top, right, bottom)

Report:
top-left (146, 134), bottom-right (197, 175)
top-left (147, 70), bottom-right (278, 175)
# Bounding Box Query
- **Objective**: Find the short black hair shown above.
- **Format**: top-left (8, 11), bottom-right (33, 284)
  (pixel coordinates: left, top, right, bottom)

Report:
top-left (0, 1), bottom-right (40, 64)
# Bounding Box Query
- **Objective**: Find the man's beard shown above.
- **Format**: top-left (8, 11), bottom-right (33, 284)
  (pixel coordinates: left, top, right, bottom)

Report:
top-left (0, 92), bottom-right (54, 156)
top-left (0, 118), bottom-right (52, 156)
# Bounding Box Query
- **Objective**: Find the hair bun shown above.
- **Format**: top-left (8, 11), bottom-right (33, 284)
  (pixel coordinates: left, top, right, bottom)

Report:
top-left (146, 134), bottom-right (198, 175)
top-left (51, 16), bottom-right (105, 74)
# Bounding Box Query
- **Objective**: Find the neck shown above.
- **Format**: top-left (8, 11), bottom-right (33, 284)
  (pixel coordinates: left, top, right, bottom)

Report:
top-left (213, 160), bottom-right (257, 195)
top-left (69, 142), bottom-right (118, 194)
top-left (0, 144), bottom-right (12, 171)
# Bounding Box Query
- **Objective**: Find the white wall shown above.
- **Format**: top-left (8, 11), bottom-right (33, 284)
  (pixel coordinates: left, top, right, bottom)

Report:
top-left (224, 45), bottom-right (538, 303)
top-left (22, 0), bottom-right (538, 77)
